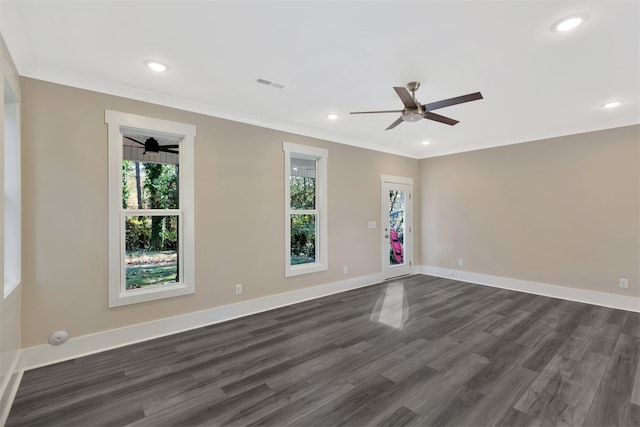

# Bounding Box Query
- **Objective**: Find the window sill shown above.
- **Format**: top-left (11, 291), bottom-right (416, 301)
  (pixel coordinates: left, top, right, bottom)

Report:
top-left (285, 263), bottom-right (328, 277)
top-left (109, 282), bottom-right (194, 308)
top-left (2, 281), bottom-right (21, 315)
top-left (3, 280), bottom-right (20, 300)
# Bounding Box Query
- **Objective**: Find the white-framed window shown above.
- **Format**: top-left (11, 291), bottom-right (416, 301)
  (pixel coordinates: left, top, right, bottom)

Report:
top-left (4, 80), bottom-right (20, 298)
top-left (283, 142), bottom-right (328, 277)
top-left (106, 110), bottom-right (196, 307)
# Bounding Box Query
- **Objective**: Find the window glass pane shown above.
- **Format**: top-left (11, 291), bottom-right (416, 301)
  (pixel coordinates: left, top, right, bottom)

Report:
top-left (123, 135), bottom-right (179, 210)
top-left (125, 215), bottom-right (179, 290)
top-left (290, 213), bottom-right (316, 265)
top-left (290, 157), bottom-right (316, 210)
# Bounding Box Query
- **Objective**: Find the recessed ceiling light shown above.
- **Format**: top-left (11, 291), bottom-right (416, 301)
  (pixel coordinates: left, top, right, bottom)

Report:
top-left (327, 113), bottom-right (339, 120)
top-left (145, 60), bottom-right (168, 72)
top-left (552, 14), bottom-right (588, 32)
top-left (421, 140), bottom-right (430, 145)
top-left (602, 101), bottom-right (621, 109)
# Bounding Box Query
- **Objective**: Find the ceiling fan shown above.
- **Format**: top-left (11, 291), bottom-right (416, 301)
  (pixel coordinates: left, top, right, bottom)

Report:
top-left (124, 136), bottom-right (179, 155)
top-left (351, 82), bottom-right (483, 130)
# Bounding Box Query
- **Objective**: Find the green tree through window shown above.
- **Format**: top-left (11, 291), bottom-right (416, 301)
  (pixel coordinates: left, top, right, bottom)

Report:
top-left (123, 160), bottom-right (179, 289)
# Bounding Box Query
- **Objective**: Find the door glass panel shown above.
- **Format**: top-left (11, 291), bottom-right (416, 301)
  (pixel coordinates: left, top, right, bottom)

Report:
top-left (125, 215), bottom-right (179, 290)
top-left (388, 190), bottom-right (405, 266)
top-left (290, 213), bottom-right (317, 265)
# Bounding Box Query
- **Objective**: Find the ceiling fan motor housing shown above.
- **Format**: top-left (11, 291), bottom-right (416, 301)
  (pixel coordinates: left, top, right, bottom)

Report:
top-left (407, 81), bottom-right (420, 92)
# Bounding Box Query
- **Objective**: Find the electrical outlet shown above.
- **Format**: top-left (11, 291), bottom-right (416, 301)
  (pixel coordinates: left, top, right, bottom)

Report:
top-left (235, 284), bottom-right (243, 295)
top-left (619, 278), bottom-right (628, 289)
top-left (458, 258), bottom-right (464, 266)
top-left (343, 266), bottom-right (348, 274)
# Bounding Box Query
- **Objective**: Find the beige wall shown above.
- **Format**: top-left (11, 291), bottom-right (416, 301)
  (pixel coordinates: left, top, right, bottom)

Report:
top-left (20, 77), bottom-right (420, 347)
top-left (19, 76), bottom-right (638, 349)
top-left (420, 125), bottom-right (640, 297)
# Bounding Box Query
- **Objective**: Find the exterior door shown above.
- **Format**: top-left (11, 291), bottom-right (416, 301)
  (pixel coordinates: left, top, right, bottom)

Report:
top-left (381, 176), bottom-right (413, 279)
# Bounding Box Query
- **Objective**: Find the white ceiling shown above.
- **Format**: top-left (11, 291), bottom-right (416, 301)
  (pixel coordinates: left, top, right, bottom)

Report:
top-left (2, 1), bottom-right (638, 158)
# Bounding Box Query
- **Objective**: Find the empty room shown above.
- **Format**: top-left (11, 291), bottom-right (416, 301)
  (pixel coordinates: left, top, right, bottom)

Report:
top-left (0, 1), bottom-right (638, 426)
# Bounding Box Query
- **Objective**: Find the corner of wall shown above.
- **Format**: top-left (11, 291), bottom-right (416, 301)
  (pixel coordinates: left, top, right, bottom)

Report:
top-left (0, 29), bottom-right (23, 423)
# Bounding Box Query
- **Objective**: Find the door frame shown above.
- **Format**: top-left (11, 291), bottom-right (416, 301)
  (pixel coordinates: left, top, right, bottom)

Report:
top-left (381, 175), bottom-right (413, 279)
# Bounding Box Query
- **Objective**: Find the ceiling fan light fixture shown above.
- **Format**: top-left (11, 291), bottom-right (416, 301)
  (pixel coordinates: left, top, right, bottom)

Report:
top-left (145, 60), bottom-right (168, 72)
top-left (552, 14), bottom-right (588, 32)
top-left (421, 140), bottom-right (431, 146)
top-left (402, 111), bottom-right (423, 123)
top-left (327, 113), bottom-right (339, 120)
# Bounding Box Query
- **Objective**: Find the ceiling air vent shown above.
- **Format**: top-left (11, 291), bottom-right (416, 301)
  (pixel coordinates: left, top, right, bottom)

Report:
top-left (256, 78), bottom-right (285, 89)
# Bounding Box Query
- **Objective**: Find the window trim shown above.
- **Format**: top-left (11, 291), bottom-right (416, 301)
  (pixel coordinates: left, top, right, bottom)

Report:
top-left (106, 110), bottom-right (196, 307)
top-left (283, 142), bottom-right (328, 277)
top-left (3, 80), bottom-right (20, 298)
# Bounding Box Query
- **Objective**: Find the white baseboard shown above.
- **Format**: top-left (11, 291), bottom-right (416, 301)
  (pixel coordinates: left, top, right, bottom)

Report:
top-left (421, 265), bottom-right (640, 313)
top-left (20, 267), bottom-right (638, 372)
top-left (21, 272), bottom-right (386, 371)
top-left (0, 351), bottom-right (22, 426)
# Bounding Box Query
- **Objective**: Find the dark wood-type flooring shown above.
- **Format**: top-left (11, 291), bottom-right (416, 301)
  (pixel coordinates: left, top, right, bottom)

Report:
top-left (7, 275), bottom-right (640, 426)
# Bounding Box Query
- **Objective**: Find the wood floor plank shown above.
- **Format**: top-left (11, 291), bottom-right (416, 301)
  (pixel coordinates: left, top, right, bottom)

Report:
top-left (7, 274), bottom-right (636, 427)
top-left (404, 352), bottom-right (490, 416)
top-left (247, 379), bottom-right (355, 426)
top-left (560, 351), bottom-right (610, 412)
top-left (333, 364), bottom-right (440, 426)
top-left (623, 312), bottom-right (640, 338)
top-left (417, 385), bottom-right (485, 426)
top-left (222, 380), bottom-right (317, 426)
top-left (521, 331), bottom-right (567, 372)
top-left (374, 405), bottom-right (422, 427)
top-left (465, 339), bottom-right (528, 395)
top-left (494, 407), bottom-right (542, 427)
top-left (292, 375), bottom-right (396, 426)
top-left (344, 338), bottom-right (430, 387)
top-left (583, 333), bottom-right (640, 426)
top-left (632, 350), bottom-right (640, 406)
top-left (457, 366), bottom-right (538, 426)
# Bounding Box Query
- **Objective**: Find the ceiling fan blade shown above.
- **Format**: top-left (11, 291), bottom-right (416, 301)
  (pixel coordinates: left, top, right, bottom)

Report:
top-left (161, 145), bottom-right (180, 149)
top-left (394, 87), bottom-right (419, 109)
top-left (425, 112), bottom-right (459, 126)
top-left (385, 116), bottom-right (405, 130)
top-left (124, 135), bottom-right (145, 146)
top-left (350, 109), bottom-right (403, 115)
top-left (424, 92), bottom-right (483, 112)
top-left (159, 148), bottom-right (179, 154)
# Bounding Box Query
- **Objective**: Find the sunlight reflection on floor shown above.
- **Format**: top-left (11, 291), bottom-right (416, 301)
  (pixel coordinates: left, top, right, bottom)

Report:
top-left (370, 280), bottom-right (409, 330)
